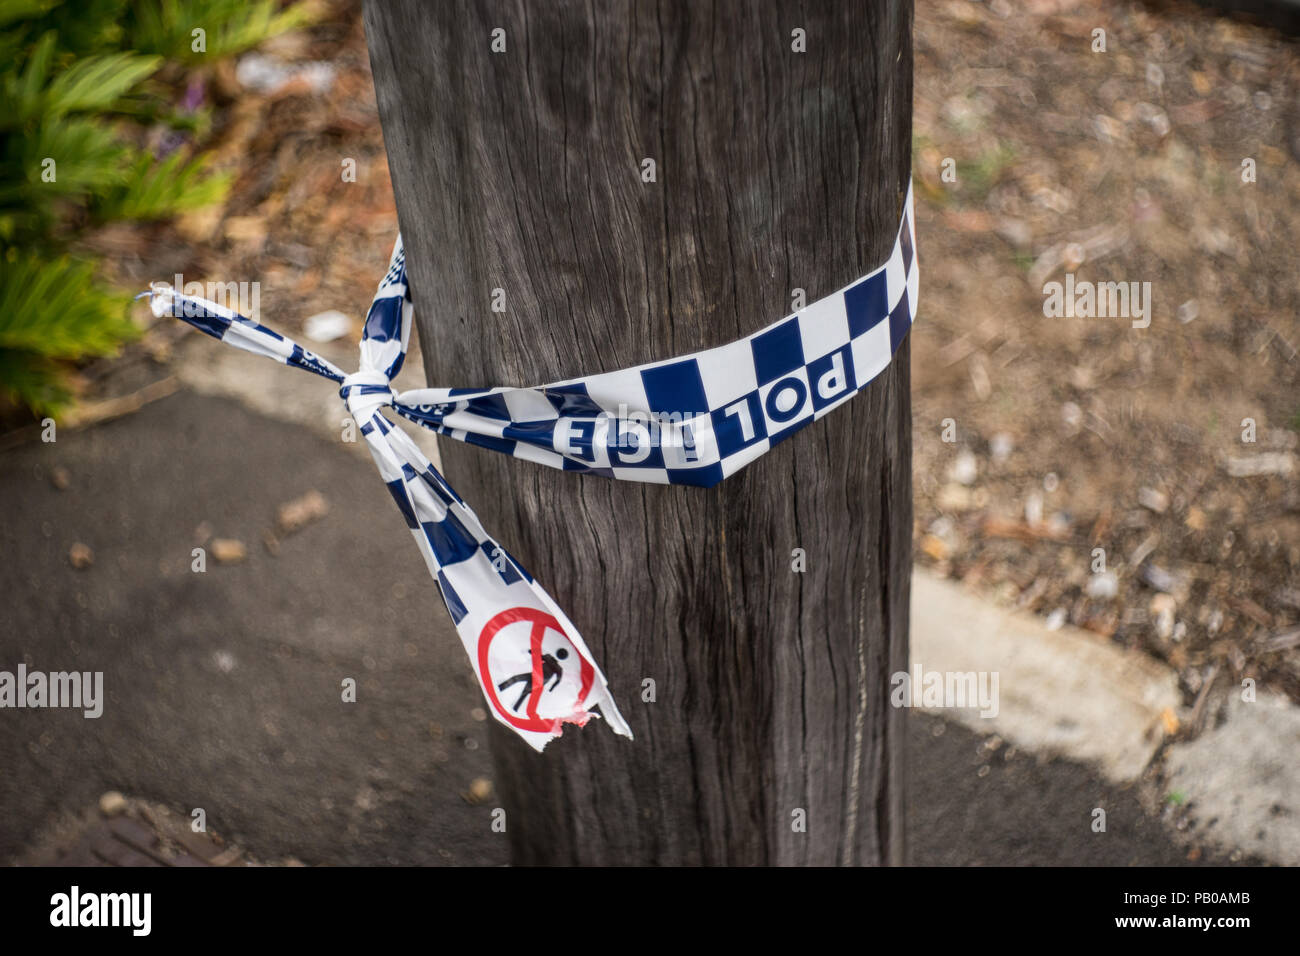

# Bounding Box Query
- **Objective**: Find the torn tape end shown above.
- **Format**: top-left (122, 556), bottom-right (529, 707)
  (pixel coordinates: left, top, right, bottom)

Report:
top-left (146, 282), bottom-right (176, 319)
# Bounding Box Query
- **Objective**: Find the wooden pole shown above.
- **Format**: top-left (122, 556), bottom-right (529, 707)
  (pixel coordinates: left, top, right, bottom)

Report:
top-left (363, 0), bottom-right (913, 865)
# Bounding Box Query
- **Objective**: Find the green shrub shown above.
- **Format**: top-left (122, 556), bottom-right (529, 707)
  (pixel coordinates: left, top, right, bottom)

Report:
top-left (0, 0), bottom-right (313, 418)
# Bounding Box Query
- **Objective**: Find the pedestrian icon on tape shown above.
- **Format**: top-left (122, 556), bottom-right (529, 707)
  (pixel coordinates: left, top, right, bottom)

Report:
top-left (498, 647), bottom-right (568, 711)
top-left (478, 607), bottom-right (595, 734)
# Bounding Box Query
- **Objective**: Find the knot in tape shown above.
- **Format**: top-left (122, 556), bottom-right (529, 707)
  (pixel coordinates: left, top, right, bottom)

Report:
top-left (340, 369), bottom-right (396, 422)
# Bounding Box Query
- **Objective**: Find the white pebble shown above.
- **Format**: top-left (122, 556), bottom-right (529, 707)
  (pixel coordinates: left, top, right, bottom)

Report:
top-left (951, 450), bottom-right (978, 486)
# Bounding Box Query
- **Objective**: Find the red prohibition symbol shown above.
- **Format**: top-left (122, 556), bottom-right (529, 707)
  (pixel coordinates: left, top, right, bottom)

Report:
top-left (477, 607), bottom-right (595, 733)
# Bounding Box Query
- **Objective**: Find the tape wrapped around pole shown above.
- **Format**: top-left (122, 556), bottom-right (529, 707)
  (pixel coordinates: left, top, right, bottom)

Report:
top-left (144, 179), bottom-right (916, 751)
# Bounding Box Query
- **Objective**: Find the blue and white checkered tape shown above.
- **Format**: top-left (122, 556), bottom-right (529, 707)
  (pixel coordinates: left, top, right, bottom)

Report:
top-left (144, 180), bottom-right (917, 751)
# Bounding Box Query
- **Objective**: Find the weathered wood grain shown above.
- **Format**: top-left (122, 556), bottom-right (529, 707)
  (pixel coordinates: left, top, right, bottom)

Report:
top-left (363, 0), bottom-right (913, 865)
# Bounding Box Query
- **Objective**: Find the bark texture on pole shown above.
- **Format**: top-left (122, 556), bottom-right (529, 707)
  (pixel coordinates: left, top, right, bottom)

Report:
top-left (363, 0), bottom-right (913, 865)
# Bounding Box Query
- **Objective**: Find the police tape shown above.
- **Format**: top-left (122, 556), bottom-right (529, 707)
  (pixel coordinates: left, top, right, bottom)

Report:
top-left (142, 180), bottom-right (917, 751)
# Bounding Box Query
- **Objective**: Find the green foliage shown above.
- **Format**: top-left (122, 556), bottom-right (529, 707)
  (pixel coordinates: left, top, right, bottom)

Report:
top-left (0, 0), bottom-right (312, 417)
top-left (130, 0), bottom-right (315, 63)
top-left (0, 251), bottom-right (135, 356)
top-left (0, 250), bottom-right (137, 411)
top-left (98, 151), bottom-right (231, 220)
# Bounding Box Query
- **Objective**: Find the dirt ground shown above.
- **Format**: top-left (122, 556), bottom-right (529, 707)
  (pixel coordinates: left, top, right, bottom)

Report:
top-left (39, 0), bottom-right (1300, 721)
top-left (909, 0), bottom-right (1300, 716)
